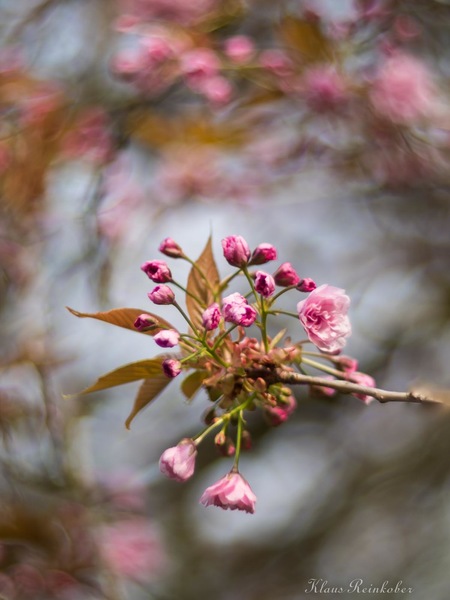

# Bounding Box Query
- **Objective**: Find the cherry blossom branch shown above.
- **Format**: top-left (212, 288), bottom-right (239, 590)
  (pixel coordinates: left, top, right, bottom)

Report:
top-left (247, 368), bottom-right (439, 405)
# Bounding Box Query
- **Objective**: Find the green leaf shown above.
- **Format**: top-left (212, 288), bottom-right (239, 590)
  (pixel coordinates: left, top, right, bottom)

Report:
top-left (279, 16), bottom-right (333, 63)
top-left (66, 307), bottom-right (174, 336)
top-left (185, 236), bottom-right (220, 331)
top-left (125, 363), bottom-right (171, 429)
top-left (75, 359), bottom-right (168, 396)
top-left (181, 370), bottom-right (207, 401)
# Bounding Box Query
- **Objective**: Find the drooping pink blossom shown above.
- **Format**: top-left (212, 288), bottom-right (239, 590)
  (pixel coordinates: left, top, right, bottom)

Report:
top-left (200, 471), bottom-right (257, 513)
top-left (99, 519), bottom-right (165, 582)
top-left (159, 237), bottom-right (184, 258)
top-left (254, 271), bottom-right (275, 297)
top-left (222, 235), bottom-right (251, 267)
top-left (159, 438), bottom-right (197, 481)
top-left (162, 358), bottom-right (182, 378)
top-left (273, 262), bottom-right (300, 287)
top-left (297, 284), bottom-right (351, 353)
top-left (148, 284), bottom-right (175, 305)
top-left (222, 293), bottom-right (257, 327)
top-left (153, 329), bottom-right (180, 347)
top-left (141, 260), bottom-right (172, 282)
top-left (348, 371), bottom-right (376, 405)
top-left (264, 395), bottom-right (297, 426)
top-left (202, 303), bottom-right (222, 330)
top-left (369, 53), bottom-right (435, 125)
top-left (250, 243), bottom-right (278, 265)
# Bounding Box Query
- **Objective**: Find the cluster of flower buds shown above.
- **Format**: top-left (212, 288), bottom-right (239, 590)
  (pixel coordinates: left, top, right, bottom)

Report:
top-left (131, 235), bottom-right (376, 513)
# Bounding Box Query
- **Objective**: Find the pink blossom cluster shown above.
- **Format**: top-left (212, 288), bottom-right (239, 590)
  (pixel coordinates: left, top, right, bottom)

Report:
top-left (62, 108), bottom-right (113, 164)
top-left (126, 235), bottom-right (376, 513)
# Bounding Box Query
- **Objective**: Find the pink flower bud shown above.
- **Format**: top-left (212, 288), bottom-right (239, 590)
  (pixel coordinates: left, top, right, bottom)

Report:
top-left (222, 235), bottom-right (251, 267)
top-left (200, 76), bottom-right (233, 106)
top-left (214, 432), bottom-right (235, 456)
top-left (158, 238), bottom-right (184, 258)
top-left (134, 314), bottom-right (158, 331)
top-left (296, 278), bottom-right (317, 292)
top-left (264, 395), bottom-right (297, 426)
top-left (250, 243), bottom-right (278, 265)
top-left (162, 359), bottom-right (182, 378)
top-left (310, 375), bottom-right (337, 397)
top-left (180, 48), bottom-right (220, 82)
top-left (259, 49), bottom-right (293, 76)
top-left (148, 285), bottom-right (175, 305)
top-left (347, 371), bottom-right (376, 405)
top-left (224, 35), bottom-right (255, 64)
top-left (153, 330), bottom-right (180, 348)
top-left (254, 271), bottom-right (276, 297)
top-left (141, 260), bottom-right (172, 283)
top-left (273, 262), bottom-right (300, 286)
top-left (338, 355), bottom-right (358, 373)
top-left (199, 471), bottom-right (256, 513)
top-left (159, 438), bottom-right (197, 482)
top-left (222, 293), bottom-right (257, 327)
top-left (202, 303), bottom-right (221, 330)
top-left (297, 284), bottom-right (351, 353)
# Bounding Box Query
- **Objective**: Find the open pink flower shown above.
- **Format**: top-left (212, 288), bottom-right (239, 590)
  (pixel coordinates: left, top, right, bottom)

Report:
top-left (200, 471), bottom-right (256, 513)
top-left (297, 284), bottom-right (351, 353)
top-left (159, 438), bottom-right (197, 481)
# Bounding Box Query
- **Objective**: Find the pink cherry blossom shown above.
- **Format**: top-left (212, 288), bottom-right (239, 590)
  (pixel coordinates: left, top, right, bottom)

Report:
top-left (303, 66), bottom-right (348, 113)
top-left (159, 237), bottom-right (184, 258)
top-left (297, 278), bottom-right (317, 292)
top-left (202, 303), bottom-right (221, 330)
top-left (141, 260), bottom-right (172, 282)
top-left (222, 293), bottom-right (257, 327)
top-left (250, 243), bottom-right (278, 265)
top-left (264, 395), bottom-right (297, 426)
top-left (254, 271), bottom-right (275, 297)
top-left (133, 314), bottom-right (158, 331)
top-left (200, 471), bottom-right (257, 513)
top-left (224, 35), bottom-right (255, 64)
top-left (153, 329), bottom-right (180, 347)
top-left (162, 358), bottom-right (182, 378)
top-left (148, 284), bottom-right (175, 305)
top-left (297, 284), bottom-right (351, 353)
top-left (159, 438), bottom-right (197, 481)
top-left (273, 262), bottom-right (300, 286)
top-left (222, 235), bottom-right (251, 267)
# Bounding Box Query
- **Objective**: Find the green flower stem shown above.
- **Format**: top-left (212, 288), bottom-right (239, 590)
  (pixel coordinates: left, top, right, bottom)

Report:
top-left (206, 347), bottom-right (229, 369)
top-left (260, 299), bottom-right (269, 353)
top-left (232, 409), bottom-right (246, 472)
top-left (219, 269), bottom-right (242, 292)
top-left (301, 357), bottom-right (346, 378)
top-left (270, 285), bottom-right (298, 304)
top-left (268, 309), bottom-right (299, 319)
top-left (242, 266), bottom-right (259, 304)
top-left (173, 301), bottom-right (199, 337)
top-left (172, 280), bottom-right (203, 305)
top-left (212, 323), bottom-right (238, 351)
top-left (194, 396), bottom-right (253, 445)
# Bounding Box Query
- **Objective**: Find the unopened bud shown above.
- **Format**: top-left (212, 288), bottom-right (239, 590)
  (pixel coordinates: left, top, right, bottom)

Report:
top-left (159, 238), bottom-right (184, 258)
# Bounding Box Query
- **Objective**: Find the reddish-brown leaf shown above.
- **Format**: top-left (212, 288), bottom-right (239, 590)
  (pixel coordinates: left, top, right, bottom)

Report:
top-left (181, 370), bottom-right (207, 401)
top-left (125, 359), bottom-right (171, 429)
top-left (74, 359), bottom-right (168, 396)
top-left (66, 307), bottom-right (174, 336)
top-left (279, 16), bottom-right (333, 63)
top-left (185, 236), bottom-right (220, 331)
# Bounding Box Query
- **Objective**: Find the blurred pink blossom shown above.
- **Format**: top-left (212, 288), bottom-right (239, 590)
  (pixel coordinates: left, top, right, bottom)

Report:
top-left (63, 109), bottom-right (113, 164)
top-left (303, 66), bottom-right (348, 113)
top-left (348, 371), bottom-right (376, 404)
top-left (100, 519), bottom-right (166, 582)
top-left (159, 438), bottom-right (197, 481)
top-left (369, 53), bottom-right (436, 124)
top-left (224, 35), bottom-right (255, 64)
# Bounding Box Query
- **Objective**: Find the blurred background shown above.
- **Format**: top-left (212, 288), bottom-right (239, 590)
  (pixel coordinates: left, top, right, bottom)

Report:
top-left (0, 0), bottom-right (450, 598)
